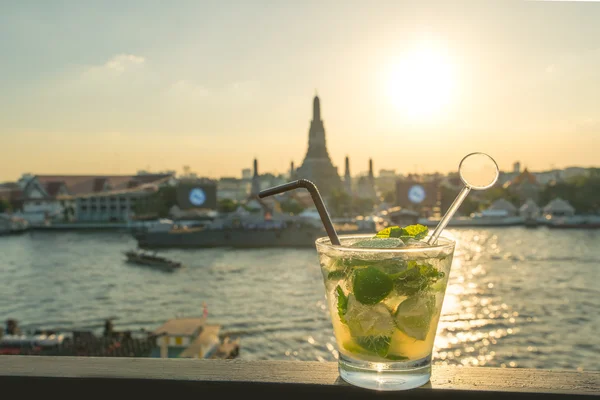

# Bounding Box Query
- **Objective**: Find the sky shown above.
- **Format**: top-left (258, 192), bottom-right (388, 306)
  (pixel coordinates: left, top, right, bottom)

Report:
top-left (1, 0), bottom-right (599, 181)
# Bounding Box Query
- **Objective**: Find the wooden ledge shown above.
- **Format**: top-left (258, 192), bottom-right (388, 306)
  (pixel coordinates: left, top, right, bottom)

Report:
top-left (0, 357), bottom-right (598, 399)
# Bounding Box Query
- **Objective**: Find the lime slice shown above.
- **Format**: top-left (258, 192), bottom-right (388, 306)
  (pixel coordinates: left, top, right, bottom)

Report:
top-left (394, 295), bottom-right (436, 341)
top-left (353, 238), bottom-right (403, 248)
top-left (352, 267), bottom-right (393, 305)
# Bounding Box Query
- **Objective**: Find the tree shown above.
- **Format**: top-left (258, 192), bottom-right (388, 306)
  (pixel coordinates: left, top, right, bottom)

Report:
top-left (540, 175), bottom-right (600, 214)
top-left (280, 199), bottom-right (304, 215)
top-left (218, 198), bottom-right (238, 213)
top-left (133, 186), bottom-right (178, 218)
top-left (327, 189), bottom-right (353, 217)
top-left (0, 198), bottom-right (11, 213)
top-left (439, 186), bottom-right (481, 216)
top-left (351, 197), bottom-right (375, 216)
top-left (62, 205), bottom-right (75, 222)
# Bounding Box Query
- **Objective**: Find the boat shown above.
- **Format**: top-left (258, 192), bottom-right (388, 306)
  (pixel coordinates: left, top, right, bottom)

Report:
top-left (544, 215), bottom-right (600, 229)
top-left (124, 249), bottom-right (183, 270)
top-left (0, 317), bottom-right (240, 359)
top-left (133, 214), bottom-right (381, 249)
top-left (418, 211), bottom-right (525, 227)
top-left (0, 214), bottom-right (29, 236)
top-left (151, 317), bottom-right (240, 359)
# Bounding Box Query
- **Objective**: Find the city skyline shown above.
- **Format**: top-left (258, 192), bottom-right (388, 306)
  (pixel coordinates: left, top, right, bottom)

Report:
top-left (2, 1), bottom-right (600, 181)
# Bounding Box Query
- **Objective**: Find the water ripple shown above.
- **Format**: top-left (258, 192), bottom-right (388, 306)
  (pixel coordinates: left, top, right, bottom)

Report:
top-left (0, 228), bottom-right (598, 370)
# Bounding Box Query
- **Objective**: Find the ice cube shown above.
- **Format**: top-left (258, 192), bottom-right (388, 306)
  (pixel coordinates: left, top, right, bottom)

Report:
top-left (404, 238), bottom-right (428, 248)
top-left (345, 295), bottom-right (395, 337)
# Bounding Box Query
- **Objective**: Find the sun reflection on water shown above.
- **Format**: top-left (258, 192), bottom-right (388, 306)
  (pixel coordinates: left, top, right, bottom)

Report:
top-left (433, 229), bottom-right (521, 367)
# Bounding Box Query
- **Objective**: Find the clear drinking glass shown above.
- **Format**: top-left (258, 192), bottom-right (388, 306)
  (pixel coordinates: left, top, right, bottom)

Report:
top-left (316, 234), bottom-right (455, 391)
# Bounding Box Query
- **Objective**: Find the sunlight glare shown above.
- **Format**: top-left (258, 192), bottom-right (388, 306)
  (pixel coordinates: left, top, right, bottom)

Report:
top-left (387, 44), bottom-right (456, 120)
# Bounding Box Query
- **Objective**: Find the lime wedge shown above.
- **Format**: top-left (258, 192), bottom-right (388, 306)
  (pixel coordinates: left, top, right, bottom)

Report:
top-left (394, 295), bottom-right (436, 341)
top-left (352, 267), bottom-right (393, 305)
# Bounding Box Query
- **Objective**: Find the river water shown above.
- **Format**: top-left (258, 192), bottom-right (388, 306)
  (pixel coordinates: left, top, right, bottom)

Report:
top-left (0, 227), bottom-right (598, 371)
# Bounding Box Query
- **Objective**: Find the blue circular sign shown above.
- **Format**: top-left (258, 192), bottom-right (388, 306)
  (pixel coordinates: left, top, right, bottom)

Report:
top-left (408, 184), bottom-right (426, 204)
top-left (189, 188), bottom-right (207, 206)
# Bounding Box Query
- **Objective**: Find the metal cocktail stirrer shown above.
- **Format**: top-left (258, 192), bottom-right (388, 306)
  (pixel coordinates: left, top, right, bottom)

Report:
top-left (259, 179), bottom-right (341, 246)
top-left (428, 152), bottom-right (500, 245)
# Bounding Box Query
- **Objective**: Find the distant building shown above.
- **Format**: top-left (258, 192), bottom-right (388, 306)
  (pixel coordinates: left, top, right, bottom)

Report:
top-left (485, 198), bottom-right (518, 217)
top-left (379, 169), bottom-right (396, 178)
top-left (241, 168), bottom-right (252, 180)
top-left (295, 95), bottom-right (342, 198)
top-left (217, 177), bottom-right (250, 201)
top-left (175, 178), bottom-right (218, 212)
top-left (18, 173), bottom-right (175, 224)
top-left (376, 169), bottom-right (397, 194)
top-left (0, 182), bottom-right (23, 211)
top-left (519, 198), bottom-right (540, 220)
top-left (513, 162), bottom-right (521, 174)
top-left (503, 168), bottom-right (541, 203)
top-left (356, 159), bottom-right (378, 201)
top-left (396, 178), bottom-right (439, 216)
top-left (543, 198), bottom-right (575, 218)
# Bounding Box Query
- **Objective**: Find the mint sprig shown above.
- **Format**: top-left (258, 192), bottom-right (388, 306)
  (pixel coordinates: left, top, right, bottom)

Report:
top-left (352, 267), bottom-right (393, 305)
top-left (374, 224), bottom-right (429, 244)
top-left (336, 285), bottom-right (348, 322)
top-left (389, 261), bottom-right (445, 296)
top-left (355, 335), bottom-right (391, 358)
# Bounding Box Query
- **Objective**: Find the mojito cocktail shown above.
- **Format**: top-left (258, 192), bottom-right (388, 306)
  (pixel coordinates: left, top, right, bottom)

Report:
top-left (316, 225), bottom-right (455, 390)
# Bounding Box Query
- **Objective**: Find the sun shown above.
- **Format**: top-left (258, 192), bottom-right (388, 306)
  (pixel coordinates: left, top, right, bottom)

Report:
top-left (386, 45), bottom-right (456, 120)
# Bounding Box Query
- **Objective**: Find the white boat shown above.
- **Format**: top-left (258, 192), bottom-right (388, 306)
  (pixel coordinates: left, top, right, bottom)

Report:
top-left (544, 215), bottom-right (600, 229)
top-left (419, 210), bottom-right (525, 227)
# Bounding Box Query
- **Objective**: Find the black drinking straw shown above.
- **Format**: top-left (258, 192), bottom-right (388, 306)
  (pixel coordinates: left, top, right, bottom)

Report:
top-left (258, 179), bottom-right (341, 246)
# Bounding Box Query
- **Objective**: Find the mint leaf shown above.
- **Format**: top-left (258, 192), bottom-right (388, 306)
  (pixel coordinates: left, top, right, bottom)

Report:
top-left (386, 354), bottom-right (409, 361)
top-left (353, 267), bottom-right (393, 305)
top-left (399, 224), bottom-right (428, 242)
top-left (375, 226), bottom-right (403, 238)
top-left (355, 336), bottom-right (391, 357)
top-left (343, 337), bottom-right (407, 360)
top-left (336, 285), bottom-right (348, 323)
top-left (391, 261), bottom-right (444, 296)
top-left (375, 225), bottom-right (428, 243)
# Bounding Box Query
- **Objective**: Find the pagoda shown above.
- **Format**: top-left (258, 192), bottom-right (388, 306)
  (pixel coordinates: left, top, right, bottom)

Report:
top-left (295, 95), bottom-right (342, 198)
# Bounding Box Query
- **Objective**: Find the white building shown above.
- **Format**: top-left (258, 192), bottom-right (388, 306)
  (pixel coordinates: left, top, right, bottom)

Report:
top-left (486, 198), bottom-right (518, 217)
top-left (519, 198), bottom-right (540, 219)
top-left (217, 177), bottom-right (250, 201)
top-left (18, 174), bottom-right (176, 225)
top-left (543, 198), bottom-right (575, 218)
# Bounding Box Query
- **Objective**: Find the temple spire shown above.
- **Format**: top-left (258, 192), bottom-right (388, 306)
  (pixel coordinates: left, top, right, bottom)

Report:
top-left (344, 156), bottom-right (352, 195)
top-left (345, 156), bottom-right (350, 177)
top-left (313, 95), bottom-right (321, 121)
top-left (251, 158), bottom-right (260, 196)
top-left (296, 94), bottom-right (342, 198)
